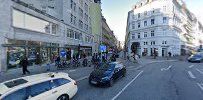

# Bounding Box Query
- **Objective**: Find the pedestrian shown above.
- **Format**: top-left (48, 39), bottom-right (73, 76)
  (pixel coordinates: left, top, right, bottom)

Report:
top-left (111, 54), bottom-right (116, 62)
top-left (46, 59), bottom-right (51, 71)
top-left (20, 57), bottom-right (30, 75)
top-left (168, 52), bottom-right (172, 57)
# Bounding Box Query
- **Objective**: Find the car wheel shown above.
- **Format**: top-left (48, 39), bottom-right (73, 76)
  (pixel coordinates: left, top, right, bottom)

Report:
top-left (109, 78), bottom-right (114, 87)
top-left (57, 94), bottom-right (69, 100)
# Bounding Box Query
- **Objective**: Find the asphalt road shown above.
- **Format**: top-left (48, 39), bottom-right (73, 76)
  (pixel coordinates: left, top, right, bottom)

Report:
top-left (71, 60), bottom-right (203, 100)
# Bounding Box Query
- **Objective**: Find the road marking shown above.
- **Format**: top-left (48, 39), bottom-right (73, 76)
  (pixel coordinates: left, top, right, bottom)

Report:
top-left (161, 65), bottom-right (172, 71)
top-left (196, 68), bottom-right (203, 74)
top-left (189, 65), bottom-right (194, 68)
top-left (188, 71), bottom-right (196, 79)
top-left (111, 70), bottom-right (143, 100)
top-left (76, 76), bottom-right (89, 82)
top-left (149, 60), bottom-right (177, 64)
top-left (69, 69), bottom-right (76, 72)
top-left (197, 83), bottom-right (203, 91)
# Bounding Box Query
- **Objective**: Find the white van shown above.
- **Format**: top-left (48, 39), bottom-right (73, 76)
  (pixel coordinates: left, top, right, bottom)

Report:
top-left (0, 72), bottom-right (78, 100)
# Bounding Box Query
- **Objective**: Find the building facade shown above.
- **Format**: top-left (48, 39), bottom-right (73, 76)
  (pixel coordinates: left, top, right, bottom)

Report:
top-left (102, 16), bottom-right (118, 52)
top-left (89, 0), bottom-right (102, 53)
top-left (0, 0), bottom-right (101, 71)
top-left (125, 0), bottom-right (203, 57)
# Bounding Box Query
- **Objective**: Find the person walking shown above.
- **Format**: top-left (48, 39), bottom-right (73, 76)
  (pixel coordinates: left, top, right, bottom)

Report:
top-left (20, 57), bottom-right (30, 75)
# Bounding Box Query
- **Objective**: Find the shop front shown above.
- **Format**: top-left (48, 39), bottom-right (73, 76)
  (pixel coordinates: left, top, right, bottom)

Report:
top-left (3, 39), bottom-right (60, 69)
top-left (65, 44), bottom-right (92, 59)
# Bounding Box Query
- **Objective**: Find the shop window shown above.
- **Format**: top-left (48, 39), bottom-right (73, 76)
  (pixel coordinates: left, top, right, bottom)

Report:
top-left (7, 47), bottom-right (25, 69)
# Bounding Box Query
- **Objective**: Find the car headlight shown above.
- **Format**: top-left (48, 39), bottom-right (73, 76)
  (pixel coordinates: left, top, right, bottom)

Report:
top-left (102, 76), bottom-right (110, 80)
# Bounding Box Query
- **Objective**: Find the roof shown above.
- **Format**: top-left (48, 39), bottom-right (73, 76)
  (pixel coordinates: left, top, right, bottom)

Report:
top-left (0, 72), bottom-right (69, 97)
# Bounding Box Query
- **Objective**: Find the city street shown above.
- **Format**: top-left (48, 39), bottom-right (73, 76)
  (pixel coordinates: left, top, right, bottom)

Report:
top-left (71, 59), bottom-right (203, 100)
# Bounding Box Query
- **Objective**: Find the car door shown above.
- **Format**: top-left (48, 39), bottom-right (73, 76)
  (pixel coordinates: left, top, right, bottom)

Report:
top-left (2, 87), bottom-right (28, 100)
top-left (113, 65), bottom-right (120, 79)
top-left (28, 81), bottom-right (57, 100)
top-left (52, 78), bottom-right (75, 98)
top-left (116, 64), bottom-right (123, 78)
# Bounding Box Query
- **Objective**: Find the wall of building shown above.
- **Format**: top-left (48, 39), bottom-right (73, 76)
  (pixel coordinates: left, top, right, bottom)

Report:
top-left (126, 0), bottom-right (203, 57)
top-left (90, 2), bottom-right (102, 53)
top-left (0, 0), bottom-right (97, 71)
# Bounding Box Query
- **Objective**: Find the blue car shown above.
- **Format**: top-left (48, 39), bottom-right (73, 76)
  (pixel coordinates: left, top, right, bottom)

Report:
top-left (188, 54), bottom-right (203, 63)
top-left (89, 62), bottom-right (126, 87)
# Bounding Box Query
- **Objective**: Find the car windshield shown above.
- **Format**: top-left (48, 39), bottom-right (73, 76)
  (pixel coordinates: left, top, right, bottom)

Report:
top-left (193, 55), bottom-right (202, 58)
top-left (98, 63), bottom-right (115, 71)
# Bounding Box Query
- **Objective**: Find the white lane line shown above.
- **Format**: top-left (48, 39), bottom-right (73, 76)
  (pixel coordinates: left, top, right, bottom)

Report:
top-left (196, 68), bottom-right (203, 74)
top-left (188, 71), bottom-right (196, 79)
top-left (111, 70), bottom-right (144, 100)
top-left (161, 65), bottom-right (172, 71)
top-left (69, 69), bottom-right (76, 72)
top-left (76, 76), bottom-right (89, 82)
top-left (197, 83), bottom-right (203, 91)
top-left (150, 60), bottom-right (177, 64)
top-left (189, 65), bottom-right (194, 68)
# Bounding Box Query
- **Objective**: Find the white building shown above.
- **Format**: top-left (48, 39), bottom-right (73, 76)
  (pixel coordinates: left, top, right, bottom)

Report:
top-left (125, 0), bottom-right (203, 57)
top-left (0, 0), bottom-right (98, 72)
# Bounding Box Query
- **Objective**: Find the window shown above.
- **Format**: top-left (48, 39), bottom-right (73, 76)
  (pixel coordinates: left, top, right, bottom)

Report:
top-left (162, 41), bottom-right (167, 44)
top-left (144, 11), bottom-right (147, 16)
top-left (138, 33), bottom-right (140, 38)
top-left (75, 31), bottom-right (80, 40)
top-left (85, 3), bottom-right (88, 12)
top-left (152, 9), bottom-right (155, 13)
top-left (13, 9), bottom-right (56, 34)
top-left (138, 22), bottom-right (141, 28)
top-left (84, 24), bottom-right (88, 31)
top-left (53, 78), bottom-right (71, 86)
top-left (132, 34), bottom-right (135, 39)
top-left (79, 7), bottom-right (83, 18)
top-left (84, 13), bottom-right (88, 21)
top-left (163, 6), bottom-right (166, 11)
top-left (29, 81), bottom-right (51, 97)
top-left (138, 13), bottom-right (140, 18)
top-left (73, 16), bottom-right (76, 25)
top-left (79, 20), bottom-right (83, 29)
top-left (67, 28), bottom-right (71, 37)
top-left (70, 29), bottom-right (74, 38)
top-left (144, 42), bottom-right (148, 45)
top-left (151, 19), bottom-right (155, 25)
top-left (151, 30), bottom-right (154, 37)
top-left (144, 21), bottom-right (147, 26)
top-left (144, 32), bottom-right (147, 37)
top-left (70, 14), bottom-right (73, 23)
top-left (73, 2), bottom-right (76, 11)
top-left (132, 21), bottom-right (135, 29)
top-left (70, 0), bottom-right (73, 9)
top-left (163, 17), bottom-right (167, 23)
top-left (52, 24), bottom-right (57, 34)
top-left (151, 41), bottom-right (155, 45)
top-left (3, 88), bottom-right (27, 100)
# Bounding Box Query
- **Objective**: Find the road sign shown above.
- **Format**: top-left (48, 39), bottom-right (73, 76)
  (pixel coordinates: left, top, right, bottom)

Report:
top-left (100, 45), bottom-right (106, 52)
top-left (60, 50), bottom-right (67, 58)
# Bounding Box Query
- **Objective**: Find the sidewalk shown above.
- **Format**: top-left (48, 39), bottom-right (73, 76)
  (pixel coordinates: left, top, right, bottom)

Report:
top-left (0, 57), bottom-right (93, 83)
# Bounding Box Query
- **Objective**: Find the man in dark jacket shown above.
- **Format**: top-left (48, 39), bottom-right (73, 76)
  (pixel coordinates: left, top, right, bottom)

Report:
top-left (20, 57), bottom-right (30, 75)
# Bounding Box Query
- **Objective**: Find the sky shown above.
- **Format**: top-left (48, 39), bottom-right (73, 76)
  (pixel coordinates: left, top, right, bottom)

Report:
top-left (101, 0), bottom-right (203, 42)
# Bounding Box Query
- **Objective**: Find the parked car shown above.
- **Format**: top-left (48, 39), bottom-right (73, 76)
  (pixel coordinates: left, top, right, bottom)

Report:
top-left (188, 54), bottom-right (203, 63)
top-left (0, 72), bottom-right (77, 100)
top-left (89, 62), bottom-right (126, 87)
